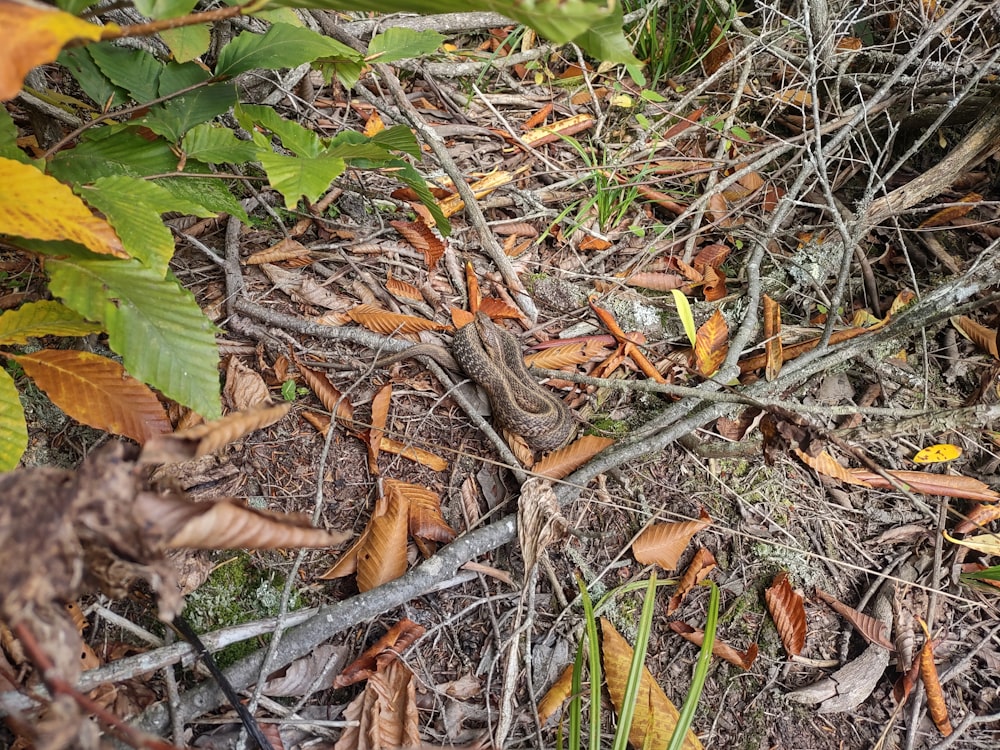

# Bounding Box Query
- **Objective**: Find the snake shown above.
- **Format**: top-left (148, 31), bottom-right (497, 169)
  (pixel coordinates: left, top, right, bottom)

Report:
top-left (374, 312), bottom-right (575, 451)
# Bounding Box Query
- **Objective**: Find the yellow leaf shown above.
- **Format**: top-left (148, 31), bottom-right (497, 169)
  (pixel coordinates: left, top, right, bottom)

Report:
top-left (671, 289), bottom-right (696, 346)
top-left (600, 619), bottom-right (703, 750)
top-left (0, 158), bottom-right (125, 257)
top-left (0, 0), bottom-right (113, 101)
top-left (912, 443), bottom-right (962, 464)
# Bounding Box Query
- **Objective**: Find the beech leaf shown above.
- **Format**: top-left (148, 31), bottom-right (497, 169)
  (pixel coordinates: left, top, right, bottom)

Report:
top-left (632, 510), bottom-right (711, 571)
top-left (764, 572), bottom-right (806, 656)
top-left (669, 621), bottom-right (758, 670)
top-left (815, 588), bottom-right (894, 651)
top-left (348, 304), bottom-right (452, 335)
top-left (535, 434), bottom-right (615, 479)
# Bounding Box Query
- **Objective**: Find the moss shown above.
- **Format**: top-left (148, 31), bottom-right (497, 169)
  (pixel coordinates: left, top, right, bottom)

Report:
top-left (182, 552), bottom-right (302, 668)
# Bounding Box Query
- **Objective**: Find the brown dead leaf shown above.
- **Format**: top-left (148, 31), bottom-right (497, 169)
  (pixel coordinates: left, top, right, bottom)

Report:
top-left (379, 437), bottom-right (448, 471)
top-left (534, 435), bottom-right (615, 479)
top-left (348, 304), bottom-right (452, 335)
top-left (669, 622), bottom-right (758, 670)
top-left (382, 479), bottom-right (456, 543)
top-left (244, 237), bottom-right (312, 265)
top-left (765, 572), bottom-right (806, 656)
top-left (294, 356), bottom-right (354, 425)
top-left (667, 547), bottom-right (716, 614)
top-left (520, 114), bottom-right (594, 147)
top-left (815, 589), bottom-right (893, 651)
top-left (794, 449), bottom-right (873, 487)
top-left (848, 469), bottom-right (1000, 502)
top-left (385, 273), bottom-right (423, 302)
top-left (954, 503), bottom-right (1000, 534)
top-left (632, 510), bottom-right (712, 571)
top-left (390, 220), bottom-right (445, 269)
top-left (260, 263), bottom-right (350, 312)
top-left (261, 644), bottom-right (349, 697)
top-left (333, 654), bottom-right (421, 750)
top-left (694, 310), bottom-right (728, 377)
top-left (626, 271), bottom-right (686, 291)
top-left (918, 192), bottom-right (981, 228)
top-left (367, 383), bottom-right (392, 475)
top-left (701, 24), bottom-right (733, 75)
top-left (436, 170), bottom-right (515, 217)
top-left (918, 622), bottom-right (952, 736)
top-left (700, 266), bottom-right (727, 302)
top-left (478, 296), bottom-right (521, 320)
top-left (951, 315), bottom-right (999, 360)
top-left (600, 618), bottom-right (703, 750)
top-left (537, 663), bottom-right (574, 725)
top-left (223, 357), bottom-right (270, 411)
top-left (524, 338), bottom-right (609, 369)
top-left (357, 490), bottom-right (410, 592)
top-left (763, 295), bottom-right (782, 382)
top-left (335, 619), bottom-right (427, 688)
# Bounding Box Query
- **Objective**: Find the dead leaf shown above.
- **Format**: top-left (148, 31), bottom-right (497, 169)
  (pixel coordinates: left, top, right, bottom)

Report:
top-left (294, 356), bottom-right (354, 425)
top-left (261, 644), bottom-right (349, 696)
top-left (537, 663), bottom-right (574, 725)
top-left (357, 490), bottom-right (410, 592)
top-left (626, 271), bottom-right (686, 291)
top-left (518, 478), bottom-right (568, 574)
top-left (765, 572), bottom-right (806, 656)
top-left (478, 296), bottom-right (521, 320)
top-left (260, 263), bottom-right (350, 312)
top-left (632, 510), bottom-right (712, 571)
top-left (848, 469), bottom-right (1000, 502)
top-left (335, 619), bottom-right (427, 688)
top-left (390, 219), bottom-right (445, 269)
top-left (385, 479), bottom-right (455, 543)
top-left (10, 349), bottom-right (171, 445)
top-left (436, 170), bottom-right (515, 217)
top-left (815, 589), bottom-right (893, 651)
top-left (535, 435), bottom-right (615, 479)
top-left (918, 192), bottom-right (981, 228)
top-left (918, 622), bottom-right (952, 736)
top-left (763, 295), bottom-right (782, 381)
top-left (333, 654), bottom-right (421, 750)
top-left (694, 310), bottom-right (728, 377)
top-left (348, 304), bottom-right (452, 335)
top-left (245, 238), bottom-right (312, 265)
top-left (385, 273), bottom-right (423, 302)
top-left (951, 315), bottom-right (999, 360)
top-left (667, 547), bottom-right (716, 614)
top-left (794, 449), bottom-right (873, 487)
top-left (223, 357), bottom-right (270, 411)
top-left (524, 338), bottom-right (609, 369)
top-left (378, 437), bottom-right (448, 471)
top-left (367, 383), bottom-right (392, 475)
top-left (600, 618), bottom-right (703, 750)
top-left (520, 114), bottom-right (594, 147)
top-left (701, 24), bottom-right (733, 75)
top-left (669, 622), bottom-right (758, 670)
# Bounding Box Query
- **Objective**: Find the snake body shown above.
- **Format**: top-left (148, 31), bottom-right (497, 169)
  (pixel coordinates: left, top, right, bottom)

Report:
top-left (375, 312), bottom-right (575, 451)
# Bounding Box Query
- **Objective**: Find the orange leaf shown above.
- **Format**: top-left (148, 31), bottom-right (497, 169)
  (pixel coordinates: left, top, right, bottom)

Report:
top-left (953, 503), bottom-right (1000, 534)
top-left (0, 1), bottom-right (111, 100)
top-left (436, 170), bottom-right (514, 217)
top-left (626, 271), bottom-right (686, 291)
top-left (632, 510), bottom-right (711, 571)
top-left (465, 260), bottom-right (481, 312)
top-left (535, 434), bottom-right (615, 479)
top-left (590, 299), bottom-right (628, 341)
top-left (478, 297), bottom-right (521, 320)
top-left (763, 294), bottom-right (782, 382)
top-left (951, 315), bottom-right (999, 360)
top-left (794, 448), bottom-right (873, 487)
top-left (140, 403), bottom-right (292, 463)
top-left (537, 663), bottom-right (574, 725)
top-left (918, 192), bottom-right (981, 228)
top-left (390, 220), bottom-right (444, 269)
top-left (600, 618), bottom-right (703, 750)
top-left (379, 437), bottom-right (448, 471)
top-left (316, 526), bottom-right (368, 580)
top-left (379, 478), bottom-right (456, 543)
top-left (764, 572), bottom-right (806, 656)
top-left (701, 24), bottom-right (733, 75)
top-left (348, 304), bottom-right (452, 335)
top-left (385, 273), bottom-right (423, 302)
top-left (524, 338), bottom-right (609, 369)
top-left (356, 491), bottom-right (409, 592)
top-left (450, 306), bottom-right (475, 328)
top-left (294, 356), bottom-right (354, 425)
top-left (667, 547), bottom-right (716, 614)
top-left (701, 266), bottom-right (727, 302)
top-left (661, 107), bottom-right (704, 140)
top-left (739, 325), bottom-right (874, 374)
top-left (815, 588), bottom-right (893, 651)
top-left (918, 622), bottom-right (952, 736)
top-left (693, 244), bottom-right (730, 271)
top-left (367, 382), bottom-right (392, 474)
top-left (0, 159), bottom-right (125, 257)
top-left (623, 341), bottom-right (668, 384)
top-left (11, 349), bottom-right (170, 445)
top-left (334, 618), bottom-right (426, 688)
top-left (848, 469), bottom-right (1000, 502)
top-left (522, 102), bottom-right (553, 129)
top-left (244, 237), bottom-right (311, 265)
top-left (669, 622), bottom-right (758, 670)
top-left (694, 309), bottom-right (729, 377)
top-left (520, 113), bottom-right (594, 147)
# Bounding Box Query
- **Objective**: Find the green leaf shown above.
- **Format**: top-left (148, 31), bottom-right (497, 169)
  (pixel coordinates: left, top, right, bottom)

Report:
top-left (181, 123), bottom-right (259, 164)
top-left (0, 109), bottom-right (30, 164)
top-left (0, 367), bottom-right (27, 471)
top-left (157, 60), bottom-right (212, 96)
top-left (58, 48), bottom-right (128, 109)
top-left (356, 157), bottom-right (448, 234)
top-left (140, 81), bottom-right (237, 141)
top-left (249, 7), bottom-right (305, 25)
top-left (133, 0), bottom-right (198, 19)
top-left (48, 129), bottom-right (180, 183)
top-left (323, 134), bottom-right (398, 162)
top-left (78, 176), bottom-right (215, 276)
top-left (671, 289), bottom-right (697, 347)
top-left (235, 102), bottom-right (321, 157)
top-left (259, 151), bottom-right (345, 209)
top-left (0, 301), bottom-right (102, 346)
top-left (56, 0), bottom-right (101, 14)
top-left (314, 58), bottom-right (364, 90)
top-left (266, 0), bottom-right (632, 62)
top-left (570, 3), bottom-right (640, 67)
top-left (155, 176), bottom-right (250, 223)
top-left (215, 22), bottom-right (361, 78)
top-left (87, 42), bottom-right (163, 102)
top-left (160, 25), bottom-right (212, 63)
top-left (47, 252), bottom-right (221, 418)
top-left (371, 125), bottom-right (421, 159)
top-left (367, 28), bottom-right (444, 63)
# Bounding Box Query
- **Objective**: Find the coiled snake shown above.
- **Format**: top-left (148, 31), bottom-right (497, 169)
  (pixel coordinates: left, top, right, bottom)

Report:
top-left (375, 312), bottom-right (575, 451)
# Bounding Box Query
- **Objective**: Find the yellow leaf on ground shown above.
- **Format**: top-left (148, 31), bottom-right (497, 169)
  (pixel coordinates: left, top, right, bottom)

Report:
top-left (601, 618), bottom-right (703, 750)
top-left (912, 443), bottom-right (962, 464)
top-left (0, 0), bottom-right (112, 100)
top-left (0, 158), bottom-right (125, 257)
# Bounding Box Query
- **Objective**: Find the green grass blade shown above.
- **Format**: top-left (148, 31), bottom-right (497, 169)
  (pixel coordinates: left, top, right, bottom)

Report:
top-left (666, 581), bottom-right (719, 750)
top-left (611, 572), bottom-right (657, 750)
top-left (576, 575), bottom-right (602, 750)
